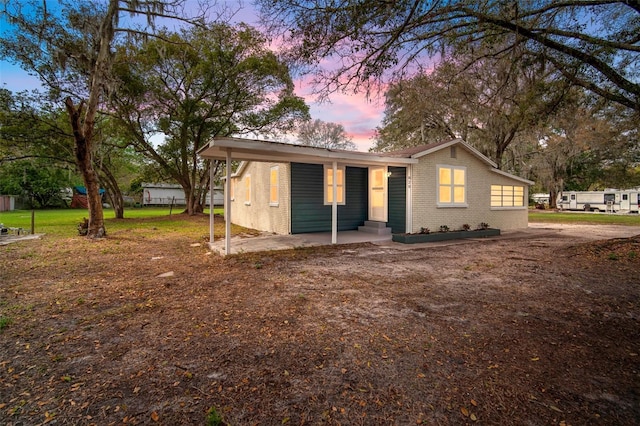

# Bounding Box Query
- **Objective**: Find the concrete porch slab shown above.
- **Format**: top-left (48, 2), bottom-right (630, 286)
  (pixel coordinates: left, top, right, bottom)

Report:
top-left (207, 223), bottom-right (640, 256)
top-left (208, 230), bottom-right (392, 255)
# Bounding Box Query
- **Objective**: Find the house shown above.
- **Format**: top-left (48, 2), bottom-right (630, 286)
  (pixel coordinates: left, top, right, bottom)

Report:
top-left (198, 137), bottom-right (533, 252)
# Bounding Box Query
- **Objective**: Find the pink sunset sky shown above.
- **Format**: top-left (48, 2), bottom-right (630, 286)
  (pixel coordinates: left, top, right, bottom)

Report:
top-left (0, 1), bottom-right (385, 152)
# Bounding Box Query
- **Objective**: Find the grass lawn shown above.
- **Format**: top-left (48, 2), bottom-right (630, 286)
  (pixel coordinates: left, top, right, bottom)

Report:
top-left (529, 210), bottom-right (640, 226)
top-left (0, 207), bottom-right (226, 238)
top-left (2, 208), bottom-right (639, 238)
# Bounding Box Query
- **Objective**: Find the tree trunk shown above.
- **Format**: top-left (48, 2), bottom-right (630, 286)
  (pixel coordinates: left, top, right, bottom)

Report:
top-left (549, 188), bottom-right (558, 209)
top-left (98, 163), bottom-right (124, 219)
top-left (65, 97), bottom-right (106, 237)
top-left (61, 0), bottom-right (118, 238)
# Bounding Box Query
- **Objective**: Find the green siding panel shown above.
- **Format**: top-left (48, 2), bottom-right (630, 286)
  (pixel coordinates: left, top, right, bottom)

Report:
top-left (387, 166), bottom-right (406, 233)
top-left (291, 163), bottom-right (367, 234)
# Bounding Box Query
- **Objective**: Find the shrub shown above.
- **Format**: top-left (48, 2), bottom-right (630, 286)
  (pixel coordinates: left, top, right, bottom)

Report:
top-left (439, 225), bottom-right (449, 233)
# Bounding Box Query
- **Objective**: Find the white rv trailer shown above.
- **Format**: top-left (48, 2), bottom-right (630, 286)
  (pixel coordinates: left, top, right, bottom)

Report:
top-left (142, 183), bottom-right (223, 206)
top-left (531, 193), bottom-right (550, 205)
top-left (557, 189), bottom-right (639, 213)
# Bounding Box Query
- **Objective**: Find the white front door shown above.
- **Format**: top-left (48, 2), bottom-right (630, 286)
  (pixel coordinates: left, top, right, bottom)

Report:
top-left (369, 166), bottom-right (388, 222)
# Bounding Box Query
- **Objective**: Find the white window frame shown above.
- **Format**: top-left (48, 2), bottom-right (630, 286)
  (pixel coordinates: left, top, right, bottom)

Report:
top-left (244, 174), bottom-right (251, 206)
top-left (269, 166), bottom-right (279, 207)
top-left (436, 164), bottom-right (467, 207)
top-left (323, 164), bottom-right (346, 205)
top-left (490, 184), bottom-right (526, 210)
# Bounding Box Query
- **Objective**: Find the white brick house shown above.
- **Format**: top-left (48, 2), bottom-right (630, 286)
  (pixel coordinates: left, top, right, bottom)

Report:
top-left (199, 137), bottom-right (532, 249)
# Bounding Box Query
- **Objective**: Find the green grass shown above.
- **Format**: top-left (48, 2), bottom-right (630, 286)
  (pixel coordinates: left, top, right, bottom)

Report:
top-left (3, 208), bottom-right (637, 238)
top-left (0, 315), bottom-right (12, 331)
top-left (529, 210), bottom-right (640, 226)
top-left (0, 207), bottom-right (225, 237)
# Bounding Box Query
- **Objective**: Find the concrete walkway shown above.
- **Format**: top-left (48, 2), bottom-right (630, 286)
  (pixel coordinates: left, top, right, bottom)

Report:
top-left (0, 234), bottom-right (43, 246)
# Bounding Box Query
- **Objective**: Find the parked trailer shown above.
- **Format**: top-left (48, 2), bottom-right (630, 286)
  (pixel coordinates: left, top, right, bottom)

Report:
top-left (142, 183), bottom-right (223, 206)
top-left (557, 190), bottom-right (639, 213)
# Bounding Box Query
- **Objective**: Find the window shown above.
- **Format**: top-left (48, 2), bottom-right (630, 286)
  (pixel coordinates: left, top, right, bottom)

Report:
top-left (491, 185), bottom-right (525, 207)
top-left (324, 165), bottom-right (345, 205)
top-left (269, 166), bottom-right (279, 206)
top-left (244, 174), bottom-right (251, 205)
top-left (437, 165), bottom-right (466, 206)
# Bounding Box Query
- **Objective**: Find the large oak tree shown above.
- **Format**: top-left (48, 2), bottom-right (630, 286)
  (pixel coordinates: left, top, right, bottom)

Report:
top-left (1, 0), bottom-right (215, 237)
top-left (111, 23), bottom-right (309, 215)
top-left (374, 45), bottom-right (570, 168)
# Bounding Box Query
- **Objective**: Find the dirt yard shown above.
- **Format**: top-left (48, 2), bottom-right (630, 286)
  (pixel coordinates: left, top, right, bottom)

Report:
top-left (1, 218), bottom-right (639, 425)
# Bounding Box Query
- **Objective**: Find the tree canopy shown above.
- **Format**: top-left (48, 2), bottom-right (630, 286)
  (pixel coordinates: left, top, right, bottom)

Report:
top-left (111, 23), bottom-right (309, 214)
top-left (373, 45), bottom-right (570, 168)
top-left (258, 0), bottom-right (640, 111)
top-left (296, 119), bottom-right (356, 150)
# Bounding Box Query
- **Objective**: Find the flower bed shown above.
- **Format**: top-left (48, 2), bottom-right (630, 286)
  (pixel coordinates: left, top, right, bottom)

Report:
top-left (392, 228), bottom-right (500, 244)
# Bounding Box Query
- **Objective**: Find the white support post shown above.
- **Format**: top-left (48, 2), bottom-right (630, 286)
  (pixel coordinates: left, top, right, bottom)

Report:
top-left (225, 149), bottom-right (232, 254)
top-left (332, 161), bottom-right (337, 244)
top-left (406, 164), bottom-right (412, 233)
top-left (209, 161), bottom-right (214, 246)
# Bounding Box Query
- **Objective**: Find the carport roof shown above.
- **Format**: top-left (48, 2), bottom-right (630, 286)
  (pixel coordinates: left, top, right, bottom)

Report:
top-left (197, 136), bottom-right (418, 166)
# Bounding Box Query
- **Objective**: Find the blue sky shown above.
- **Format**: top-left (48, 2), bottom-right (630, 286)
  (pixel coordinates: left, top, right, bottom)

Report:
top-left (0, 1), bottom-right (383, 151)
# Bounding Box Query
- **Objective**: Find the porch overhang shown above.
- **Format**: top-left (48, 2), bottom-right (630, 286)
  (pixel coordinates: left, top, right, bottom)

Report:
top-left (197, 136), bottom-right (417, 167)
top-left (198, 136), bottom-right (415, 256)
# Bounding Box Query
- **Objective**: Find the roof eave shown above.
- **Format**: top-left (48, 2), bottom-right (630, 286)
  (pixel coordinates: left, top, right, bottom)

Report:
top-left (411, 138), bottom-right (498, 168)
top-left (198, 137), bottom-right (417, 166)
top-left (490, 168), bottom-right (535, 185)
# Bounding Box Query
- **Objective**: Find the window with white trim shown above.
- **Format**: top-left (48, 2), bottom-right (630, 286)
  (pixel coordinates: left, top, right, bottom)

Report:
top-left (244, 174), bottom-right (251, 205)
top-left (491, 184), bottom-right (524, 207)
top-left (437, 165), bottom-right (466, 206)
top-left (269, 166), bottom-right (279, 206)
top-left (324, 165), bottom-right (345, 205)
